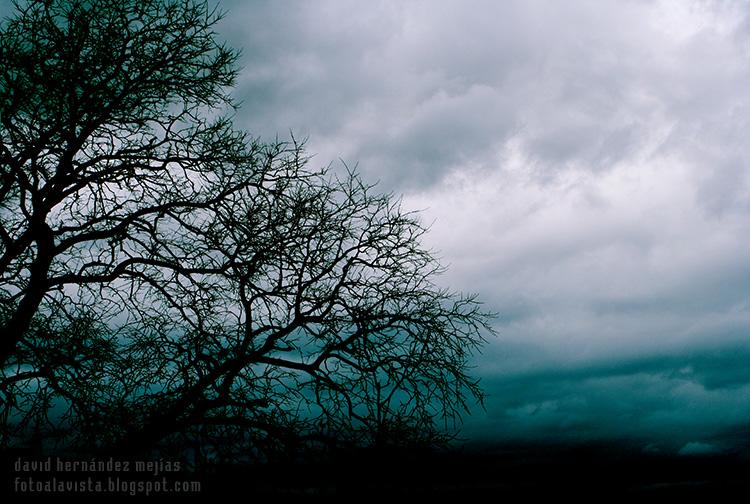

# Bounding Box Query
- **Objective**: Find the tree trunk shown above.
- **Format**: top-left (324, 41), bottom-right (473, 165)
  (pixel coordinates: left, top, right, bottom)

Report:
top-left (0, 222), bottom-right (54, 366)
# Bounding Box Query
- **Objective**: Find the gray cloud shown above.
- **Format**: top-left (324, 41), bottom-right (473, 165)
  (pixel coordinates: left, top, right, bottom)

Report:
top-left (215, 0), bottom-right (750, 449)
top-left (220, 0), bottom-right (750, 190)
top-left (1, 0), bottom-right (746, 450)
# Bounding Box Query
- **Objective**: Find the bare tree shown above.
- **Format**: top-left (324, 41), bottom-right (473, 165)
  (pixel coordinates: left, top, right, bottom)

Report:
top-left (0, 0), bottom-right (493, 460)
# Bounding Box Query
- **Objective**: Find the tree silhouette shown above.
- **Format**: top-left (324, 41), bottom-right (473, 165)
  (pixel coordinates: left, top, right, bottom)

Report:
top-left (0, 0), bottom-right (493, 460)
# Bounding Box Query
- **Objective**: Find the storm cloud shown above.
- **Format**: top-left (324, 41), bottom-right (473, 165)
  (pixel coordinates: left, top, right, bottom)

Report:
top-left (228, 0), bottom-right (750, 452)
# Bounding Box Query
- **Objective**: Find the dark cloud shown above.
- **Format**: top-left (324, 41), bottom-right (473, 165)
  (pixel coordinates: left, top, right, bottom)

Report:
top-left (125, 0), bottom-right (750, 453)
top-left (6, 0), bottom-right (750, 449)
top-left (466, 344), bottom-right (750, 453)
top-left (124, 0), bottom-right (750, 450)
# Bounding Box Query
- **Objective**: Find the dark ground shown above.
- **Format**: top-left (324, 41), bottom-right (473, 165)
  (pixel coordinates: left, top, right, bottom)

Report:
top-left (198, 441), bottom-right (750, 498)
top-left (4, 440), bottom-right (750, 499)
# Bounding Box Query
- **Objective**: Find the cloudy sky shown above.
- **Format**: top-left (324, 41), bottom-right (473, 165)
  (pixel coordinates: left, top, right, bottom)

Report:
top-left (217, 0), bottom-right (750, 455)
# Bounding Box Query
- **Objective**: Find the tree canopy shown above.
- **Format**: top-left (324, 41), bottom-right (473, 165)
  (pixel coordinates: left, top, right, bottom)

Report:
top-left (0, 0), bottom-right (493, 461)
